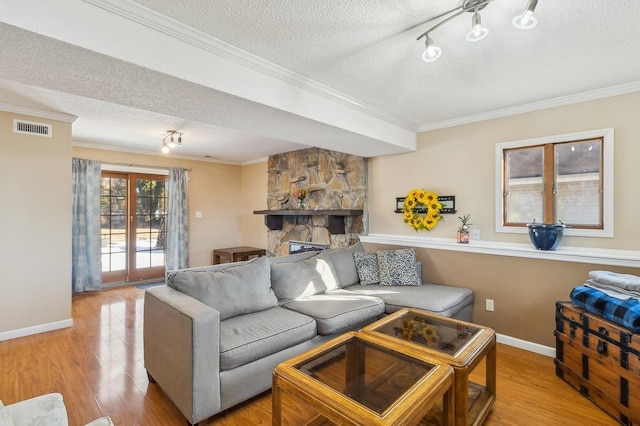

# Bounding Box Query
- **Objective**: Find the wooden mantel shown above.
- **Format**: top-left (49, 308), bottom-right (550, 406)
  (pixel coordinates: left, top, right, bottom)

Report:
top-left (253, 209), bottom-right (363, 234)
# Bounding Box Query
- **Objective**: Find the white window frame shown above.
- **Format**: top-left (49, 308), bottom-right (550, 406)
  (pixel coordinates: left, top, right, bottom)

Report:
top-left (495, 128), bottom-right (614, 238)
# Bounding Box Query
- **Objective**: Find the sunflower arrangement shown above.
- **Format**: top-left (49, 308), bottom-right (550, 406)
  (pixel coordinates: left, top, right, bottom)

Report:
top-left (401, 318), bottom-right (440, 348)
top-left (402, 188), bottom-right (443, 232)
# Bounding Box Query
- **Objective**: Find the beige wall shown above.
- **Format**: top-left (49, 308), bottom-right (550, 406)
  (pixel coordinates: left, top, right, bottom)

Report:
top-left (367, 92), bottom-right (640, 347)
top-left (0, 112), bottom-right (72, 334)
top-left (241, 161), bottom-right (269, 251)
top-left (73, 147), bottom-right (243, 268)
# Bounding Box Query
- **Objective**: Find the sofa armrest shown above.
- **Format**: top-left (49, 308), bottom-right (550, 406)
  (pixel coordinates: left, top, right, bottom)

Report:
top-left (144, 285), bottom-right (221, 424)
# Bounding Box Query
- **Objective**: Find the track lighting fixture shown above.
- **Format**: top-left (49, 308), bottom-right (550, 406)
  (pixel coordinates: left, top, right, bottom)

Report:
top-left (161, 130), bottom-right (183, 154)
top-left (417, 0), bottom-right (539, 63)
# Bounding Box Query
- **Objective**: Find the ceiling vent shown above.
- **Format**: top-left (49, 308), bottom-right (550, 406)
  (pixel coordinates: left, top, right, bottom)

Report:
top-left (13, 119), bottom-right (52, 138)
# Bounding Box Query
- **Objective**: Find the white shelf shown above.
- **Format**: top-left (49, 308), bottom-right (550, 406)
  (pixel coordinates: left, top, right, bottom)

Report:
top-left (360, 233), bottom-right (640, 268)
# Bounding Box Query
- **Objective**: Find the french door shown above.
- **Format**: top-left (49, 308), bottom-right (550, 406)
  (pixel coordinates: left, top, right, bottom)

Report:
top-left (101, 172), bottom-right (168, 283)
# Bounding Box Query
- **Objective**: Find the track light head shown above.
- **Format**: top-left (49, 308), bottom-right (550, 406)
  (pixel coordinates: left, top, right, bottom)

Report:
top-left (466, 11), bottom-right (489, 42)
top-left (512, 0), bottom-right (538, 29)
top-left (422, 36), bottom-right (442, 63)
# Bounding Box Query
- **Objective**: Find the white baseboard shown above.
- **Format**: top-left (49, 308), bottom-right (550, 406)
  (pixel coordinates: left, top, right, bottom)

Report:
top-left (0, 319), bottom-right (73, 342)
top-left (497, 333), bottom-right (556, 358)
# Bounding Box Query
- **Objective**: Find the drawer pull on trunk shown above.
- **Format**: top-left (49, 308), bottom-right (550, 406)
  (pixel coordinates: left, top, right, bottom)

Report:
top-left (597, 327), bottom-right (608, 354)
top-left (597, 339), bottom-right (607, 355)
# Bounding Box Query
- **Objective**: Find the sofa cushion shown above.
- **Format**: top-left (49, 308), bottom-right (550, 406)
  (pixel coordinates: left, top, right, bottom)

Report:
top-left (282, 291), bottom-right (384, 335)
top-left (168, 256), bottom-right (278, 320)
top-left (376, 248), bottom-right (421, 286)
top-left (344, 283), bottom-right (474, 318)
top-left (219, 306), bottom-right (317, 371)
top-left (270, 257), bottom-right (337, 301)
top-left (353, 252), bottom-right (379, 285)
top-left (315, 242), bottom-right (365, 288)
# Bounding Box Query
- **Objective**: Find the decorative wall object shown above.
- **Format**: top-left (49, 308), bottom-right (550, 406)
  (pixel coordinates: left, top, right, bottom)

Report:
top-left (401, 189), bottom-right (443, 232)
top-left (395, 195), bottom-right (456, 214)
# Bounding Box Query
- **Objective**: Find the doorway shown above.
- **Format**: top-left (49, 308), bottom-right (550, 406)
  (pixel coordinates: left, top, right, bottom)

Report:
top-left (100, 172), bottom-right (168, 284)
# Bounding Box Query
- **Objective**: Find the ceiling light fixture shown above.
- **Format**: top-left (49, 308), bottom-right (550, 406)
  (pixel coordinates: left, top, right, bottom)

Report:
top-left (512, 0), bottom-right (538, 29)
top-left (161, 130), bottom-right (183, 154)
top-left (422, 37), bottom-right (442, 62)
top-left (417, 0), bottom-right (539, 63)
top-left (466, 9), bottom-right (489, 42)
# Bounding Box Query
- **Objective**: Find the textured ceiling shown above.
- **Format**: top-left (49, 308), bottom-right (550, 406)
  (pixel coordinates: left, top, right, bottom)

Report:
top-left (1, 0), bottom-right (639, 163)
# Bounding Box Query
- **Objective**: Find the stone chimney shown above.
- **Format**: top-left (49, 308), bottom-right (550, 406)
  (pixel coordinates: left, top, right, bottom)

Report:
top-left (265, 147), bottom-right (366, 256)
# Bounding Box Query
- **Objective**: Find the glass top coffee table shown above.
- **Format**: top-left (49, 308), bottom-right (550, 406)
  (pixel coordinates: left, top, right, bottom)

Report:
top-left (361, 308), bottom-right (496, 426)
top-left (272, 331), bottom-right (454, 425)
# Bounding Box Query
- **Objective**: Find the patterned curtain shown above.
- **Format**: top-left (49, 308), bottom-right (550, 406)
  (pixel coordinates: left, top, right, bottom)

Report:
top-left (72, 158), bottom-right (102, 293)
top-left (166, 167), bottom-right (189, 270)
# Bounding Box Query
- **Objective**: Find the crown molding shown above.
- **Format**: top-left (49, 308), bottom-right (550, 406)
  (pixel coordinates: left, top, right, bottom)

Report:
top-left (418, 80), bottom-right (640, 132)
top-left (0, 102), bottom-right (77, 123)
top-left (73, 140), bottom-right (242, 165)
top-left (83, 0), bottom-right (417, 132)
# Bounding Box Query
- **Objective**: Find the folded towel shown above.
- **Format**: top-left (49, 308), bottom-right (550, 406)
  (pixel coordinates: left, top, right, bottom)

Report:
top-left (589, 270), bottom-right (640, 292)
top-left (584, 279), bottom-right (640, 301)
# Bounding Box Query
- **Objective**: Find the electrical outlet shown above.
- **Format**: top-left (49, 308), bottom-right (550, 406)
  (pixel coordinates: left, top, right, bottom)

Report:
top-left (472, 229), bottom-right (480, 240)
top-left (485, 299), bottom-right (494, 311)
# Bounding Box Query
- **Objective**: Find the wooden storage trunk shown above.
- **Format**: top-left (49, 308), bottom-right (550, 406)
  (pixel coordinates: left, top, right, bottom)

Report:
top-left (555, 301), bottom-right (640, 425)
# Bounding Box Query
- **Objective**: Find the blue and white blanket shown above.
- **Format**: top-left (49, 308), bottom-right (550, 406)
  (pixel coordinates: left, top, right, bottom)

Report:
top-left (570, 285), bottom-right (640, 332)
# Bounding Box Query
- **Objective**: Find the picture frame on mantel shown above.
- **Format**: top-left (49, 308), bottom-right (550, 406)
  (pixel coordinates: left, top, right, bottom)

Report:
top-left (394, 195), bottom-right (456, 214)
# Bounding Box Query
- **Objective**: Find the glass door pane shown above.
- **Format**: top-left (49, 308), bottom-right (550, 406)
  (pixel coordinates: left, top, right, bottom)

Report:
top-left (101, 173), bottom-right (128, 283)
top-left (129, 175), bottom-right (167, 281)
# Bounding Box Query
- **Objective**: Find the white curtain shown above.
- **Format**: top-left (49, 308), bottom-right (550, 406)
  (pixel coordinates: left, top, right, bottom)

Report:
top-left (71, 158), bottom-right (102, 293)
top-left (166, 168), bottom-right (189, 270)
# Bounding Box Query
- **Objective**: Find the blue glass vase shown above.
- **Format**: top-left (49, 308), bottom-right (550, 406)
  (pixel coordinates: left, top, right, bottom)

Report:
top-left (526, 223), bottom-right (565, 251)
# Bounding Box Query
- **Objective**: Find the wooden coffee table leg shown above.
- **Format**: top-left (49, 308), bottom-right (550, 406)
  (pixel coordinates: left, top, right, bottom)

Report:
top-left (454, 369), bottom-right (469, 426)
top-left (486, 340), bottom-right (497, 396)
top-left (443, 386), bottom-right (455, 426)
top-left (272, 375), bottom-right (282, 426)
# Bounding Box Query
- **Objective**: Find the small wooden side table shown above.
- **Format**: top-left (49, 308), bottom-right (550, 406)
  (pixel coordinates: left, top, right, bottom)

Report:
top-left (211, 246), bottom-right (266, 265)
top-left (362, 308), bottom-right (496, 426)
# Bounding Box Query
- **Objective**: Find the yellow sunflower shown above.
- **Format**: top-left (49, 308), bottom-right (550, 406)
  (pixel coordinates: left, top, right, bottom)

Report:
top-left (402, 188), bottom-right (444, 232)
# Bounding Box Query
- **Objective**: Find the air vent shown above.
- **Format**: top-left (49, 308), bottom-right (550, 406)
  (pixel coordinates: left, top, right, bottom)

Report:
top-left (13, 119), bottom-right (52, 137)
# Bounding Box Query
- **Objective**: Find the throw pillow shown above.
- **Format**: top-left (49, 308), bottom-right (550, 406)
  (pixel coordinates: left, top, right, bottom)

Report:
top-left (376, 248), bottom-right (421, 286)
top-left (270, 257), bottom-right (336, 301)
top-left (353, 252), bottom-right (379, 285)
top-left (169, 256), bottom-right (278, 320)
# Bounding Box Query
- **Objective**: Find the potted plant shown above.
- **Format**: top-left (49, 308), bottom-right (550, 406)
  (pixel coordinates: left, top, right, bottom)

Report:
top-left (457, 214), bottom-right (472, 244)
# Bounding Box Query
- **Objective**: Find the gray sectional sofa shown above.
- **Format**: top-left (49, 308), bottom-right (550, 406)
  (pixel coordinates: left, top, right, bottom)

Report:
top-left (143, 243), bottom-right (473, 425)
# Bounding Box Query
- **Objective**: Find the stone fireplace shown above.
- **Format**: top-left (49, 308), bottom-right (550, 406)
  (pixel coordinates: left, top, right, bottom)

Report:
top-left (259, 147), bottom-right (367, 256)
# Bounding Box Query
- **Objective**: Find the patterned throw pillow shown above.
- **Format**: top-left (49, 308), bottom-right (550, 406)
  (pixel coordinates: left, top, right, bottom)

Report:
top-left (353, 252), bottom-right (379, 285)
top-left (376, 248), bottom-right (421, 286)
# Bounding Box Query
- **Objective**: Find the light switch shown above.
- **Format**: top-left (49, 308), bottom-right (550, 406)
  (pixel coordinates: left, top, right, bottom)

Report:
top-left (195, 211), bottom-right (203, 218)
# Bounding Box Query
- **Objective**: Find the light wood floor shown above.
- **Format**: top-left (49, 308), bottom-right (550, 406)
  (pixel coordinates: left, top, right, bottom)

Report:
top-left (0, 286), bottom-right (618, 425)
